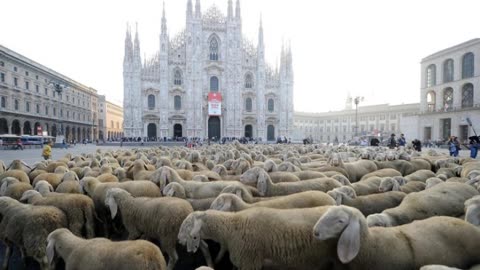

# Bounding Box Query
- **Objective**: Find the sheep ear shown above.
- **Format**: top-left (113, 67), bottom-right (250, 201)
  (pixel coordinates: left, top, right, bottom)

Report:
top-left (0, 182), bottom-right (8, 196)
top-left (144, 164), bottom-right (149, 171)
top-left (337, 214), bottom-right (361, 264)
top-left (166, 188), bottom-right (175, 197)
top-left (49, 184), bottom-right (54, 192)
top-left (221, 197), bottom-right (232, 211)
top-left (392, 180), bottom-right (401, 191)
top-left (106, 196), bottom-right (118, 219)
top-left (235, 189), bottom-right (242, 198)
top-left (46, 239), bottom-right (56, 266)
top-left (256, 172), bottom-right (268, 196)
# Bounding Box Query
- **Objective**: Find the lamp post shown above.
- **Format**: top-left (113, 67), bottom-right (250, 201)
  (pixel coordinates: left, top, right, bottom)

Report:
top-left (49, 81), bottom-right (68, 143)
top-left (354, 96), bottom-right (364, 138)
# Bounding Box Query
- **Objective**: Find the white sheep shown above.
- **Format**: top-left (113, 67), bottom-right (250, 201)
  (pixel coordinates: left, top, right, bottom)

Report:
top-left (367, 182), bottom-right (479, 227)
top-left (465, 195), bottom-right (480, 226)
top-left (210, 191), bottom-right (335, 212)
top-left (327, 187), bottom-right (405, 216)
top-left (47, 228), bottom-right (167, 270)
top-left (20, 190), bottom-right (96, 238)
top-left (378, 176), bottom-right (426, 193)
top-left (178, 207), bottom-right (342, 270)
top-left (105, 188), bottom-right (212, 270)
top-left (313, 205), bottom-right (480, 268)
top-left (252, 170), bottom-right (342, 196)
top-left (163, 182), bottom-right (217, 211)
top-left (0, 177), bottom-right (33, 200)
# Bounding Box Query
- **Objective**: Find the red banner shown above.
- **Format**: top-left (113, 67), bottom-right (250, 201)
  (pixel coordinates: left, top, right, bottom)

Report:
top-left (208, 92), bottom-right (222, 116)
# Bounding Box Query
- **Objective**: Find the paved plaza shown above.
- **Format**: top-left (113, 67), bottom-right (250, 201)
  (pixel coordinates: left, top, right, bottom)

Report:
top-left (0, 143), bottom-right (473, 166)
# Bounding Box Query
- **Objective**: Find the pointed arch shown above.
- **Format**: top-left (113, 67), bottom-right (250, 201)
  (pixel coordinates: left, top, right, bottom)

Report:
top-left (245, 97), bottom-right (252, 112)
top-left (245, 73), bottom-right (253, 88)
top-left (208, 34), bottom-right (220, 61)
top-left (174, 69), bottom-right (183, 86)
top-left (148, 94), bottom-right (155, 109)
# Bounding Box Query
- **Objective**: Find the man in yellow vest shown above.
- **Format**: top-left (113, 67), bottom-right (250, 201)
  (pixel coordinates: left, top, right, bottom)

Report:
top-left (42, 141), bottom-right (52, 160)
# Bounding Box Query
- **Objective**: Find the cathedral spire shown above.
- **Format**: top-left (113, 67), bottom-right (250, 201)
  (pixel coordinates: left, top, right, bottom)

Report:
top-left (227, 0), bottom-right (233, 19)
top-left (123, 23), bottom-right (133, 64)
top-left (235, 0), bottom-right (241, 19)
top-left (133, 22), bottom-right (142, 67)
top-left (195, 0), bottom-right (201, 18)
top-left (187, 0), bottom-right (193, 18)
top-left (258, 14), bottom-right (264, 47)
top-left (161, 1), bottom-right (167, 35)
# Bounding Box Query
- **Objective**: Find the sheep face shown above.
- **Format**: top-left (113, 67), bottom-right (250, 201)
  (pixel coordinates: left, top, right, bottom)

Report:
top-left (210, 195), bottom-right (233, 212)
top-left (239, 167), bottom-right (263, 185)
top-left (256, 171), bottom-right (270, 196)
top-left (378, 178), bottom-right (395, 192)
top-left (313, 206), bottom-right (361, 263)
top-left (327, 190), bottom-right (343, 205)
top-left (19, 189), bottom-right (40, 202)
top-left (163, 182), bottom-right (185, 198)
top-left (331, 175), bottom-right (351, 186)
top-left (328, 154), bottom-right (342, 167)
top-left (34, 180), bottom-right (54, 195)
top-left (425, 178), bottom-right (444, 189)
top-left (62, 171), bottom-right (79, 182)
top-left (178, 213), bottom-right (204, 253)
top-left (366, 213), bottom-right (393, 227)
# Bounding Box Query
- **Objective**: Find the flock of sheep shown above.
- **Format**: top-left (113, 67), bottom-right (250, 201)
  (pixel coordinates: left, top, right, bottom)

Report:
top-left (0, 141), bottom-right (480, 270)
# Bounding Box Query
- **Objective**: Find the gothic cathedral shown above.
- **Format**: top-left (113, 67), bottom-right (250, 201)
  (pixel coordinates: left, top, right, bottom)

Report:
top-left (123, 0), bottom-right (294, 141)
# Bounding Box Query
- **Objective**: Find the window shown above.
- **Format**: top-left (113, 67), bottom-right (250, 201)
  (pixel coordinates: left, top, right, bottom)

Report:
top-left (1, 97), bottom-right (6, 108)
top-left (443, 59), bottom-right (454, 83)
top-left (245, 98), bottom-right (252, 112)
top-left (26, 102), bottom-right (30, 112)
top-left (0, 61), bottom-right (3, 67)
top-left (174, 95), bottom-right (182, 110)
top-left (426, 64), bottom-right (436, 87)
top-left (462, 83), bottom-right (474, 108)
top-left (45, 88), bottom-right (48, 96)
top-left (67, 111), bottom-right (69, 118)
top-left (13, 66), bottom-right (17, 72)
top-left (268, 98), bottom-right (274, 112)
top-left (25, 81), bottom-right (29, 90)
top-left (209, 37), bottom-right (219, 61)
top-left (14, 100), bottom-right (19, 110)
top-left (53, 107), bottom-right (56, 116)
top-left (245, 74), bottom-right (253, 88)
top-left (443, 88), bottom-right (453, 111)
top-left (25, 71), bottom-right (29, 76)
top-left (60, 109), bottom-right (63, 117)
top-left (462, 52), bottom-right (474, 79)
top-left (73, 112), bottom-right (75, 119)
top-left (36, 75), bottom-right (38, 80)
top-left (0, 73), bottom-right (4, 83)
top-left (36, 104), bottom-right (40, 114)
top-left (427, 91), bottom-right (436, 112)
top-left (148, 94), bottom-right (155, 109)
top-left (210, 76), bottom-right (219, 92)
top-left (174, 70), bottom-right (182, 85)
top-left (35, 85), bottom-right (39, 92)
top-left (14, 77), bottom-right (18, 86)
top-left (45, 106), bottom-right (49, 115)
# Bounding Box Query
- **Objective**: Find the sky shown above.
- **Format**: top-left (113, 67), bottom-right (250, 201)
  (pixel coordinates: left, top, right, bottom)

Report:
top-left (1, 0), bottom-right (480, 112)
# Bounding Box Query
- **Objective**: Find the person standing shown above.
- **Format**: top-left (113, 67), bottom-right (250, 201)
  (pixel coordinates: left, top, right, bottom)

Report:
top-left (15, 138), bottom-right (23, 150)
top-left (370, 137), bottom-right (380, 146)
top-left (42, 141), bottom-right (52, 160)
top-left (398, 134), bottom-right (406, 147)
top-left (448, 136), bottom-right (460, 157)
top-left (388, 134), bottom-right (397, 149)
top-left (469, 135), bottom-right (480, 158)
top-left (412, 139), bottom-right (422, 152)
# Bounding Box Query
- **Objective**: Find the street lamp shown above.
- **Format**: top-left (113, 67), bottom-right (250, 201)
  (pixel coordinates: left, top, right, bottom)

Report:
top-left (48, 81), bottom-right (68, 142)
top-left (353, 96), bottom-right (364, 138)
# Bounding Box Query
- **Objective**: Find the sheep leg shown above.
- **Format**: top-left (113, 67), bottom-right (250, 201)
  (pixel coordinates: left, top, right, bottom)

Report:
top-left (1, 244), bottom-right (12, 270)
top-left (37, 255), bottom-right (51, 270)
top-left (214, 244), bottom-right (226, 264)
top-left (199, 240), bottom-right (214, 267)
top-left (166, 249), bottom-right (178, 270)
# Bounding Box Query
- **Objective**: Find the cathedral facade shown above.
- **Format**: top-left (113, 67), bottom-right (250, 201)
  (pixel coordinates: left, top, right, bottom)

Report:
top-left (123, 0), bottom-right (294, 141)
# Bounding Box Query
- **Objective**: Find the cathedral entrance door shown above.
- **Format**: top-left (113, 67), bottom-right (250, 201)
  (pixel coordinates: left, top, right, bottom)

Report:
top-left (267, 125), bottom-right (275, 141)
top-left (244, 125), bottom-right (252, 138)
top-left (208, 117), bottom-right (221, 140)
top-left (147, 123), bottom-right (157, 139)
top-left (174, 124), bottom-right (182, 138)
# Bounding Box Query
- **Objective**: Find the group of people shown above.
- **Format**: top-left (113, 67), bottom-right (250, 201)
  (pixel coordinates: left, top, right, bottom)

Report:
top-left (385, 133), bottom-right (422, 151)
top-left (445, 135), bottom-right (479, 158)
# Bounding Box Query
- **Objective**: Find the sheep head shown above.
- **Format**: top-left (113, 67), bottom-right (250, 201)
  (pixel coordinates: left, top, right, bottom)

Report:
top-left (47, 228), bottom-right (72, 266)
top-left (62, 171), bottom-right (79, 182)
top-left (212, 165), bottom-right (227, 176)
top-left (366, 213), bottom-right (394, 227)
top-left (256, 171), bottom-right (271, 196)
top-left (239, 167), bottom-right (264, 186)
top-left (0, 177), bottom-right (19, 195)
top-left (105, 188), bottom-right (130, 219)
top-left (163, 182), bottom-right (186, 198)
top-left (263, 160), bottom-right (278, 173)
top-left (331, 174), bottom-right (351, 186)
top-left (178, 212), bottom-right (206, 253)
top-left (19, 189), bottom-right (41, 203)
top-left (425, 178), bottom-right (444, 189)
top-left (0, 161), bottom-right (6, 174)
top-left (327, 190), bottom-right (344, 205)
top-left (210, 194), bottom-right (235, 212)
top-left (34, 180), bottom-right (54, 195)
top-left (465, 195), bottom-right (480, 226)
top-left (313, 206), bottom-right (361, 263)
top-left (378, 177), bottom-right (396, 192)
top-left (328, 153), bottom-right (343, 167)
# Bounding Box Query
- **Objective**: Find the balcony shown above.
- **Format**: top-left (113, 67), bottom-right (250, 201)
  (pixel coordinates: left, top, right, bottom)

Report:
top-left (420, 104), bottom-right (479, 115)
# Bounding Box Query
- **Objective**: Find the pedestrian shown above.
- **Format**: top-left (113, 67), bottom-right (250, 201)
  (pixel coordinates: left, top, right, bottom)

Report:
top-left (42, 141), bottom-right (52, 160)
top-left (398, 134), bottom-right (406, 147)
top-left (412, 139), bottom-right (422, 152)
top-left (388, 134), bottom-right (397, 149)
top-left (370, 137), bottom-right (380, 146)
top-left (448, 136), bottom-right (460, 157)
top-left (469, 135), bottom-right (480, 158)
top-left (15, 138), bottom-right (23, 150)
top-left (120, 139), bottom-right (123, 147)
top-left (62, 139), bottom-right (67, 149)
